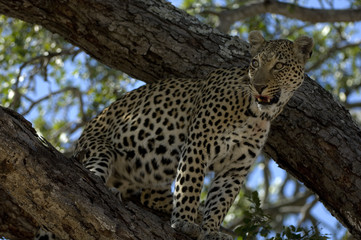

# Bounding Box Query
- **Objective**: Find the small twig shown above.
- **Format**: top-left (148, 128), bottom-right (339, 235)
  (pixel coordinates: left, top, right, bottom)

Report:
top-left (10, 48), bottom-right (82, 109)
top-left (298, 196), bottom-right (318, 225)
top-left (21, 87), bottom-right (83, 116)
top-left (307, 40), bottom-right (361, 71)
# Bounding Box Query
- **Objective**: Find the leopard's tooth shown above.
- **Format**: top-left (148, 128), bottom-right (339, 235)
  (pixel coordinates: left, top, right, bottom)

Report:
top-left (267, 98), bottom-right (270, 103)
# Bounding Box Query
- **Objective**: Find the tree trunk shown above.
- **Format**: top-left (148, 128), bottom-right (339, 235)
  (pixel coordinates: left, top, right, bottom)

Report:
top-left (0, 0), bottom-right (360, 239)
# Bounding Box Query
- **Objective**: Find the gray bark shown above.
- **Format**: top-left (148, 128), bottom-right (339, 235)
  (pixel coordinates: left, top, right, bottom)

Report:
top-left (0, 0), bottom-right (360, 239)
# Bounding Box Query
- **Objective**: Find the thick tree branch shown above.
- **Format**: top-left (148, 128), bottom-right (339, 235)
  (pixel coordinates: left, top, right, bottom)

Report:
top-left (0, 188), bottom-right (39, 240)
top-left (0, 0), bottom-right (361, 239)
top-left (213, 1), bottom-right (361, 33)
top-left (0, 0), bottom-right (250, 83)
top-left (0, 107), bottom-right (191, 240)
top-left (265, 77), bottom-right (361, 238)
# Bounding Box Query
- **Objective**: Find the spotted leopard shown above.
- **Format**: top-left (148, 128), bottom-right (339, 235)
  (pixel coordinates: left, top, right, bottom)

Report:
top-left (35, 31), bottom-right (313, 240)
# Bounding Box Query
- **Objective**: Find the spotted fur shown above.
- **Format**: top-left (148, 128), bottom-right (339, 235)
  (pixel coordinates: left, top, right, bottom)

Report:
top-left (35, 31), bottom-right (313, 240)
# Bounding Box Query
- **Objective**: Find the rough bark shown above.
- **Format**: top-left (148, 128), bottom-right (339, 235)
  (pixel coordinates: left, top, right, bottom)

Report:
top-left (0, 0), bottom-right (360, 239)
top-left (0, 0), bottom-right (249, 83)
top-left (0, 188), bottom-right (39, 240)
top-left (0, 107), bottom-right (191, 240)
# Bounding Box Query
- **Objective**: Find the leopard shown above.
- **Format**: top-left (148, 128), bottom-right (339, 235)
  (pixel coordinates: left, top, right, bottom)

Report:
top-left (35, 31), bottom-right (313, 240)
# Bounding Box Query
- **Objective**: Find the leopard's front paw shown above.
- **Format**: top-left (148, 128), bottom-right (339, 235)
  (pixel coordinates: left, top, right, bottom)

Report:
top-left (171, 219), bottom-right (202, 238)
top-left (198, 231), bottom-right (233, 240)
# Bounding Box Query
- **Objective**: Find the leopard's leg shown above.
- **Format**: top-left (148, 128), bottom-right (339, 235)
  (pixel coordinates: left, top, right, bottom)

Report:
top-left (171, 141), bottom-right (206, 238)
top-left (141, 188), bottom-right (173, 213)
top-left (200, 157), bottom-right (255, 240)
top-left (107, 175), bottom-right (141, 201)
top-left (200, 171), bottom-right (243, 240)
top-left (76, 145), bottom-right (135, 201)
top-left (141, 188), bottom-right (205, 223)
top-left (75, 145), bottom-right (115, 184)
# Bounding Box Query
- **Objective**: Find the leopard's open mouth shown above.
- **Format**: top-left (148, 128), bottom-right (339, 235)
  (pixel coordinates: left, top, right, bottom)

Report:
top-left (255, 95), bottom-right (279, 105)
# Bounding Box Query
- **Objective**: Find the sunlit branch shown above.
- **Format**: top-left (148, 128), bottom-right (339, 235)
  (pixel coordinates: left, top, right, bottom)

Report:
top-left (278, 173), bottom-right (291, 196)
top-left (307, 41), bottom-right (361, 72)
top-left (298, 196), bottom-right (318, 225)
top-left (263, 191), bottom-right (313, 211)
top-left (262, 157), bottom-right (271, 202)
top-left (345, 101), bottom-right (361, 109)
top-left (21, 87), bottom-right (83, 116)
top-left (205, 0), bottom-right (361, 33)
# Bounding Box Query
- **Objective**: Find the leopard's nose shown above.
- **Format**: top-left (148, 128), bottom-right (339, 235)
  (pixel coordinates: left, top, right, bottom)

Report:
top-left (254, 84), bottom-right (267, 94)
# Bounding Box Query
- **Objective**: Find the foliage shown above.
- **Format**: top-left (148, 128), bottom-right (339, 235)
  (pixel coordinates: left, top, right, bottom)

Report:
top-left (234, 191), bottom-right (272, 239)
top-left (232, 191), bottom-right (329, 240)
top-left (0, 0), bottom-right (360, 239)
top-left (0, 16), bottom-right (136, 151)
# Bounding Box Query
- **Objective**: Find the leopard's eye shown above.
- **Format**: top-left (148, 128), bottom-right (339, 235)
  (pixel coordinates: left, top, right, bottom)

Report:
top-left (274, 62), bottom-right (284, 70)
top-left (251, 59), bottom-right (259, 68)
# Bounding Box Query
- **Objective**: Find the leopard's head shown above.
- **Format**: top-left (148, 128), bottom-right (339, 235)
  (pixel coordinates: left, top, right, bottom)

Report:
top-left (247, 31), bottom-right (313, 108)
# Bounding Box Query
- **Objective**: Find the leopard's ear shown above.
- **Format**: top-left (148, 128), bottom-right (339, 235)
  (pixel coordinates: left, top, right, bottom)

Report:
top-left (293, 36), bottom-right (314, 63)
top-left (248, 31), bottom-right (265, 56)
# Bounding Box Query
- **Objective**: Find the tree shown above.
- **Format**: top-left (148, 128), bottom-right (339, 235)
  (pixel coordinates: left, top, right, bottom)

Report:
top-left (0, 0), bottom-right (360, 239)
